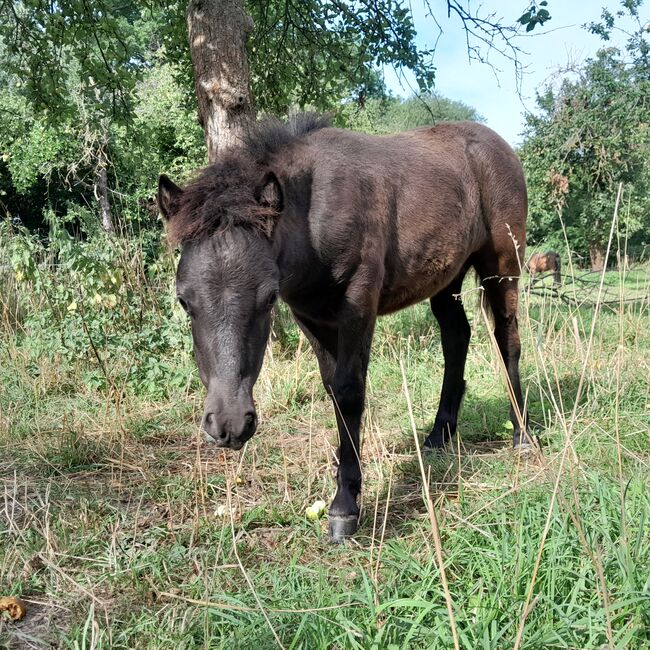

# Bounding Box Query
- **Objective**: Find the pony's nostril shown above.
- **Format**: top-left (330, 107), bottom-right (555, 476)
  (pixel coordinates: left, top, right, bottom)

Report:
top-left (242, 412), bottom-right (257, 439)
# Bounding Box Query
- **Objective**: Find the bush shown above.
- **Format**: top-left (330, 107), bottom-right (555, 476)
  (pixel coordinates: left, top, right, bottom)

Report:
top-left (1, 217), bottom-right (197, 398)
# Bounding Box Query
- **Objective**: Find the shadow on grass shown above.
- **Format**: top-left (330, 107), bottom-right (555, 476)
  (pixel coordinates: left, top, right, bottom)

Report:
top-left (386, 367), bottom-right (583, 452)
top-left (355, 370), bottom-right (584, 543)
top-left (357, 438), bottom-right (512, 543)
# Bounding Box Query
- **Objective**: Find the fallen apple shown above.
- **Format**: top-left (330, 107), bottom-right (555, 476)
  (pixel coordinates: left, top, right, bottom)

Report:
top-left (0, 596), bottom-right (27, 621)
top-left (306, 499), bottom-right (327, 521)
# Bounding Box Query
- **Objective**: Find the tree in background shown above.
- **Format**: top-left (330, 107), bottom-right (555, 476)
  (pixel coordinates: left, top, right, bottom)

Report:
top-left (520, 6), bottom-right (650, 270)
top-left (0, 1), bottom-right (153, 232)
top-left (181, 0), bottom-right (443, 158)
top-left (186, 0), bottom-right (255, 160)
top-left (342, 92), bottom-right (483, 134)
top-left (0, 3), bottom-right (207, 232)
top-left (0, 1), bottom-right (548, 230)
top-left (181, 0), bottom-right (548, 157)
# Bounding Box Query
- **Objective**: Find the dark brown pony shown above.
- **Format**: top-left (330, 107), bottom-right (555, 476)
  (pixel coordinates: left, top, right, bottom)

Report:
top-left (528, 251), bottom-right (561, 285)
top-left (158, 114), bottom-right (529, 542)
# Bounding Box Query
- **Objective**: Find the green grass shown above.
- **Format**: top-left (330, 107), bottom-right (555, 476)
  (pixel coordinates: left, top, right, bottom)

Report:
top-left (1, 260), bottom-right (649, 649)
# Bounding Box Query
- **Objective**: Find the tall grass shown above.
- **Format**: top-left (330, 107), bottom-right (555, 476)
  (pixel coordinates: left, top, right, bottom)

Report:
top-left (1, 222), bottom-right (649, 649)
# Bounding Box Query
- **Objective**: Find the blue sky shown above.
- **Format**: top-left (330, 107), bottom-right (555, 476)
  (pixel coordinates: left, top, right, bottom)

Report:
top-left (384, 1), bottom-right (648, 146)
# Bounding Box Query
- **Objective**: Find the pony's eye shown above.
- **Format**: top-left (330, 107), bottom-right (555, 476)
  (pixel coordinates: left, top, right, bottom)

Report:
top-left (177, 296), bottom-right (190, 313)
top-left (266, 290), bottom-right (279, 309)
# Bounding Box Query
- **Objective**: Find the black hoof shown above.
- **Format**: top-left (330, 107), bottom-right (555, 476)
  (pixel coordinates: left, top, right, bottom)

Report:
top-left (328, 515), bottom-right (359, 543)
top-left (423, 433), bottom-right (448, 450)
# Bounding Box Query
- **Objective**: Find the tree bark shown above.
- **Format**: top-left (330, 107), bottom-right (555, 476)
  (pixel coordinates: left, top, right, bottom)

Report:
top-left (589, 241), bottom-right (605, 272)
top-left (95, 148), bottom-right (114, 234)
top-left (186, 0), bottom-right (256, 162)
top-left (86, 80), bottom-right (115, 234)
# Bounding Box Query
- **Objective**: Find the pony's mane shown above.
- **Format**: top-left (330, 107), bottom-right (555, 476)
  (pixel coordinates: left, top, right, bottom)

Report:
top-left (166, 113), bottom-right (329, 246)
top-left (242, 113), bottom-right (330, 163)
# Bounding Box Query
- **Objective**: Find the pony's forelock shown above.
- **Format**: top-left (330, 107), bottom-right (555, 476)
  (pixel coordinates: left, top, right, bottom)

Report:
top-left (165, 113), bottom-right (329, 246)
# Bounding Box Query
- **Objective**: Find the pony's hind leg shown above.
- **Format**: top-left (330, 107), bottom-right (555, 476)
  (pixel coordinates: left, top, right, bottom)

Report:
top-left (474, 249), bottom-right (530, 448)
top-left (424, 271), bottom-right (471, 449)
top-left (553, 253), bottom-right (562, 286)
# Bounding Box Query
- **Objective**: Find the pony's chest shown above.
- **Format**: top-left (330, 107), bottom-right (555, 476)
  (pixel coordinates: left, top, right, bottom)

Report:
top-left (280, 272), bottom-right (348, 326)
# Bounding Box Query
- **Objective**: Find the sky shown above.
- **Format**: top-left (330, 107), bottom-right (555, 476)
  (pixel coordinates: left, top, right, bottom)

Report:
top-left (383, 1), bottom-right (648, 146)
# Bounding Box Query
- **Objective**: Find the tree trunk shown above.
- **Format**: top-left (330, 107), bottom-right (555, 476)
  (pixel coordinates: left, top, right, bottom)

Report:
top-left (589, 241), bottom-right (605, 272)
top-left (186, 0), bottom-right (256, 162)
top-left (86, 81), bottom-right (115, 234)
top-left (95, 152), bottom-right (114, 234)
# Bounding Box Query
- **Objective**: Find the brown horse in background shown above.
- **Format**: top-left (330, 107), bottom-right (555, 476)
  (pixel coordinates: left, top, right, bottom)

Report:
top-left (528, 251), bottom-right (561, 285)
top-left (157, 114), bottom-right (529, 541)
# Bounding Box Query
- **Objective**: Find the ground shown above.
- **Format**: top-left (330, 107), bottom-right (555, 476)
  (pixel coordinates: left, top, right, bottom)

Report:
top-left (1, 266), bottom-right (649, 649)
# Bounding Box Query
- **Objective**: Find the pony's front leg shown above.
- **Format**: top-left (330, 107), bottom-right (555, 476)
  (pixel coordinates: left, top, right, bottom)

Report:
top-left (328, 305), bottom-right (376, 543)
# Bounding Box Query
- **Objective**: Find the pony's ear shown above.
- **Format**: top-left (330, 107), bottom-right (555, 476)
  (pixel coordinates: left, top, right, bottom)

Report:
top-left (257, 172), bottom-right (283, 212)
top-left (157, 174), bottom-right (183, 220)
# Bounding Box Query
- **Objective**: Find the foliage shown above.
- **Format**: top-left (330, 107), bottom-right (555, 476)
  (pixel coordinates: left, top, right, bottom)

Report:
top-left (0, 3), bottom-right (204, 232)
top-left (1, 0), bottom-right (551, 124)
top-left (517, 1), bottom-right (551, 32)
top-left (340, 92), bottom-right (483, 134)
top-left (245, 0), bottom-right (433, 114)
top-left (520, 41), bottom-right (650, 267)
top-left (115, 56), bottom-right (206, 197)
top-left (0, 53), bottom-right (204, 230)
top-left (1, 220), bottom-right (194, 397)
top-left (0, 0), bottom-right (147, 124)
top-left (0, 0), bottom-right (436, 125)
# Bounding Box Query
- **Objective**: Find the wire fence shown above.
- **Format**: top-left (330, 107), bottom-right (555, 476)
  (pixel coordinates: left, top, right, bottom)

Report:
top-left (524, 270), bottom-right (650, 308)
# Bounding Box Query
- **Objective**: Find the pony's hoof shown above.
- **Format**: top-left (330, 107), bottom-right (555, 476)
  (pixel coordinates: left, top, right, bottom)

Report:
top-left (513, 435), bottom-right (539, 455)
top-left (328, 515), bottom-right (359, 543)
top-left (423, 434), bottom-right (447, 450)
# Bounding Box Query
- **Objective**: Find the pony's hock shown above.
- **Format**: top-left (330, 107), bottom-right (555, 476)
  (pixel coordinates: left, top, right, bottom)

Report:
top-left (158, 113), bottom-right (528, 542)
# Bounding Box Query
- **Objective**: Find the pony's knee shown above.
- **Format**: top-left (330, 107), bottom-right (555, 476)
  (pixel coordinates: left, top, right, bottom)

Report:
top-left (332, 378), bottom-right (364, 417)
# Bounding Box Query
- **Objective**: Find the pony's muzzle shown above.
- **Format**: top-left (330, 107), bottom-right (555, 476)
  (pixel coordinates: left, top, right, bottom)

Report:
top-left (201, 409), bottom-right (257, 450)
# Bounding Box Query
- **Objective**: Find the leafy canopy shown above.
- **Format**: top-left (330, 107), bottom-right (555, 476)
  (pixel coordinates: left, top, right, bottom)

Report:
top-left (520, 41), bottom-right (650, 265)
top-left (341, 92), bottom-right (483, 134)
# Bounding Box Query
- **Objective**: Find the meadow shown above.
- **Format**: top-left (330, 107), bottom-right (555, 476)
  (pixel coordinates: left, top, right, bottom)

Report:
top-left (1, 228), bottom-right (649, 649)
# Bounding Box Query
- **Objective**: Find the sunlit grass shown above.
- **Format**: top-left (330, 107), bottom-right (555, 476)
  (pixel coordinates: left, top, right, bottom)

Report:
top-left (1, 246), bottom-right (649, 648)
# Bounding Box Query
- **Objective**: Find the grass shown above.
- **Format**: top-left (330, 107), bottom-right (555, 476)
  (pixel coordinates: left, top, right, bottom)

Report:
top-left (1, 251), bottom-right (649, 649)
